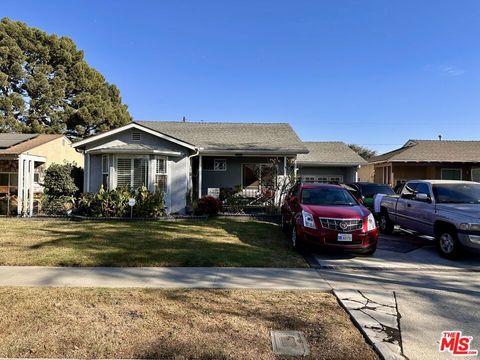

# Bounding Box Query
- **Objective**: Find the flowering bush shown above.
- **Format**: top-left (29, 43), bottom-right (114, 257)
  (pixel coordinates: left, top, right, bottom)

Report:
top-left (194, 196), bottom-right (222, 216)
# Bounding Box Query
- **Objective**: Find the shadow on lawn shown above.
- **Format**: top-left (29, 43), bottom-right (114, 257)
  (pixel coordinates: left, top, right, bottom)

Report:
top-left (26, 218), bottom-right (303, 267)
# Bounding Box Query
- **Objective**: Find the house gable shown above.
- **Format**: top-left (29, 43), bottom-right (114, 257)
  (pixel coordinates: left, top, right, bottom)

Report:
top-left (73, 123), bottom-right (197, 152)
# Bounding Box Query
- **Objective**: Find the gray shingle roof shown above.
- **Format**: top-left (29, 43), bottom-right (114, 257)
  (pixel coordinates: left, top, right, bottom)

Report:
top-left (296, 142), bottom-right (367, 166)
top-left (0, 134), bottom-right (38, 149)
top-left (136, 121), bottom-right (308, 154)
top-left (0, 134), bottom-right (63, 155)
top-left (370, 140), bottom-right (480, 163)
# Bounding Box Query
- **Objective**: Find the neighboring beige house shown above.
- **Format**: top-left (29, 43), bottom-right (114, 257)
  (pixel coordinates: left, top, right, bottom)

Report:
top-left (369, 139), bottom-right (480, 187)
top-left (296, 142), bottom-right (367, 183)
top-left (0, 134), bottom-right (83, 216)
top-left (358, 163), bottom-right (375, 182)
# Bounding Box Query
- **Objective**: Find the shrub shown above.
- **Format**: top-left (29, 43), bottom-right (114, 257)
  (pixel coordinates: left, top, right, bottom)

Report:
top-left (75, 186), bottom-right (166, 218)
top-left (42, 163), bottom-right (79, 215)
top-left (43, 163), bottom-right (78, 197)
top-left (42, 195), bottom-right (75, 215)
top-left (133, 186), bottom-right (166, 218)
top-left (194, 196), bottom-right (222, 216)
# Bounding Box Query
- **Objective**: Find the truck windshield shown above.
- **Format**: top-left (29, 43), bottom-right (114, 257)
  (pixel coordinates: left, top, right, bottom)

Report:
top-left (301, 188), bottom-right (357, 206)
top-left (432, 183), bottom-right (480, 204)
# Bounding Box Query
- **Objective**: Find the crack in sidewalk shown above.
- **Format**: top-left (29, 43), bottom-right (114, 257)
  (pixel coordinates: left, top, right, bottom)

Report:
top-left (337, 289), bottom-right (408, 359)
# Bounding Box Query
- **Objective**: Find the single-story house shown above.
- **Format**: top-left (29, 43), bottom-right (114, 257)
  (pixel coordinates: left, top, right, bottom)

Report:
top-left (369, 139), bottom-right (480, 187)
top-left (296, 141), bottom-right (367, 183)
top-left (73, 121), bottom-right (309, 214)
top-left (0, 133), bottom-right (84, 216)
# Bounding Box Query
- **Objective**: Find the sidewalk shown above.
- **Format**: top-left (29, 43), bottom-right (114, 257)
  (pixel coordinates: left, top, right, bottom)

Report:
top-left (0, 266), bottom-right (330, 289)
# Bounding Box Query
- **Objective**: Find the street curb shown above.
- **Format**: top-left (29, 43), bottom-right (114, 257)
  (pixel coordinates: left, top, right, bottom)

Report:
top-left (334, 289), bottom-right (407, 360)
top-left (313, 264), bottom-right (480, 272)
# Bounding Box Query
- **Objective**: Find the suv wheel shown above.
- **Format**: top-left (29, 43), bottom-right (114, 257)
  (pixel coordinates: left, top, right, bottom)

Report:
top-left (379, 212), bottom-right (394, 234)
top-left (436, 229), bottom-right (462, 259)
top-left (291, 224), bottom-right (302, 251)
top-left (362, 246), bottom-right (377, 256)
top-left (281, 215), bottom-right (288, 233)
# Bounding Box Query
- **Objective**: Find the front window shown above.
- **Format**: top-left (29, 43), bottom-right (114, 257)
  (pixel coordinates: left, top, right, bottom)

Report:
top-left (213, 159), bottom-right (226, 171)
top-left (116, 157), bottom-right (148, 189)
top-left (155, 157), bottom-right (167, 193)
top-left (433, 183), bottom-right (480, 204)
top-left (301, 187), bottom-right (357, 206)
top-left (203, 158), bottom-right (227, 171)
top-left (0, 173), bottom-right (19, 195)
top-left (441, 168), bottom-right (462, 180)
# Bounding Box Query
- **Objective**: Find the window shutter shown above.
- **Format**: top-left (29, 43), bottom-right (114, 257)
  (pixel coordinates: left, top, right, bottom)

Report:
top-left (133, 158), bottom-right (147, 188)
top-left (156, 158), bottom-right (166, 174)
top-left (117, 158), bottom-right (132, 188)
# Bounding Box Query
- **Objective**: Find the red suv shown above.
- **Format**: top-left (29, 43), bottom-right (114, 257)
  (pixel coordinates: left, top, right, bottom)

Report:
top-left (281, 183), bottom-right (378, 255)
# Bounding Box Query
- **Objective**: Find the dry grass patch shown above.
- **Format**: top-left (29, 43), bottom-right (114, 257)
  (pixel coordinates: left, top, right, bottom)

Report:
top-left (0, 218), bottom-right (307, 267)
top-left (0, 288), bottom-right (377, 359)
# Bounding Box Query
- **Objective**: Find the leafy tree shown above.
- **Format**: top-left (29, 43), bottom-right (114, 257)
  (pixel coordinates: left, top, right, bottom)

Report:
top-left (43, 163), bottom-right (79, 197)
top-left (42, 163), bottom-right (81, 214)
top-left (348, 144), bottom-right (377, 160)
top-left (0, 17), bottom-right (131, 137)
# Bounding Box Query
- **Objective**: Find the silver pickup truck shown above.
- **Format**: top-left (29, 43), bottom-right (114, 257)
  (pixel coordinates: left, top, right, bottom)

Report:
top-left (379, 180), bottom-right (480, 259)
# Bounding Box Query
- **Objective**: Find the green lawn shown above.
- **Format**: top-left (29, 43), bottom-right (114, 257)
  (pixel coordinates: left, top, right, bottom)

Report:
top-left (0, 218), bottom-right (307, 267)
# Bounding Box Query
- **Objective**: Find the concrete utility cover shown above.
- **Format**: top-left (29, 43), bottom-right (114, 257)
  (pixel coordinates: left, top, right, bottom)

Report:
top-left (271, 330), bottom-right (310, 356)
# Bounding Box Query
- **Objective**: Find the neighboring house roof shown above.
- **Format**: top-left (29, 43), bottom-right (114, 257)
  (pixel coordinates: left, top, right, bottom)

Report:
top-left (370, 139), bottom-right (480, 163)
top-left (0, 134), bottom-right (38, 149)
top-left (0, 134), bottom-right (64, 156)
top-left (137, 121), bottom-right (309, 154)
top-left (296, 141), bottom-right (367, 166)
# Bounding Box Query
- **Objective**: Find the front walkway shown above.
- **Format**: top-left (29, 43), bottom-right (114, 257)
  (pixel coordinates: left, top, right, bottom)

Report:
top-left (0, 266), bottom-right (330, 289)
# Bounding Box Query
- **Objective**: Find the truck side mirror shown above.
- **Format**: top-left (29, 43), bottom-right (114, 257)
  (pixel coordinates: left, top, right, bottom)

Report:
top-left (415, 193), bottom-right (431, 202)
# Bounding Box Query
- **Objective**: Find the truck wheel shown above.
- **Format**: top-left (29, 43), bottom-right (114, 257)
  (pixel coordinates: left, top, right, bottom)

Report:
top-left (436, 229), bottom-right (462, 259)
top-left (379, 212), bottom-right (394, 235)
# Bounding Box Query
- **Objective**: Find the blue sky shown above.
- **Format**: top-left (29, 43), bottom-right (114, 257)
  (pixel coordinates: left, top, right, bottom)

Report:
top-left (3, 1), bottom-right (480, 153)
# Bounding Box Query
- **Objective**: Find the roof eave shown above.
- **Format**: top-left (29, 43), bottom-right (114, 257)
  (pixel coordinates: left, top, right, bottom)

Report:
top-left (73, 123), bottom-right (197, 150)
top-left (296, 161), bottom-right (365, 167)
top-left (199, 149), bottom-right (306, 155)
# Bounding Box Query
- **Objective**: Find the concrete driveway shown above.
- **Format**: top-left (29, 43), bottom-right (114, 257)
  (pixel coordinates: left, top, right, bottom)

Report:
top-left (309, 231), bottom-right (480, 360)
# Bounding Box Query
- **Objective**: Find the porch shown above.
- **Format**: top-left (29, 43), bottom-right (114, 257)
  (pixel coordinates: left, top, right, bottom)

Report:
top-left (0, 155), bottom-right (45, 216)
top-left (193, 155), bottom-right (295, 208)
